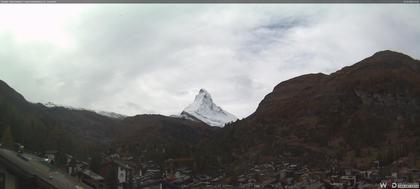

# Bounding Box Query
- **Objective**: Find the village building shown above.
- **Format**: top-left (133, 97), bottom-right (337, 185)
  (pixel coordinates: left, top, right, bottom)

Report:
top-left (100, 159), bottom-right (133, 189)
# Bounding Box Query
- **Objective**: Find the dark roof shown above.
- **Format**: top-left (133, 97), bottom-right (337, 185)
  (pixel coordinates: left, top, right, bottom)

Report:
top-left (81, 169), bottom-right (104, 181)
top-left (113, 160), bottom-right (132, 170)
top-left (44, 150), bottom-right (58, 154)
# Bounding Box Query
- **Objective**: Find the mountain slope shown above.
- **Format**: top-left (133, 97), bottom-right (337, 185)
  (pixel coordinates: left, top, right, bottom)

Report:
top-left (113, 114), bottom-right (218, 166)
top-left (0, 80), bottom-right (107, 161)
top-left (180, 89), bottom-right (237, 127)
top-left (117, 114), bottom-right (214, 146)
top-left (210, 50), bottom-right (420, 169)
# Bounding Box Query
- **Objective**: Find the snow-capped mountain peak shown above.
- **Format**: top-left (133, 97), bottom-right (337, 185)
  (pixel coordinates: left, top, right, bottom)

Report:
top-left (44, 101), bottom-right (58, 108)
top-left (180, 89), bottom-right (238, 127)
top-left (95, 111), bottom-right (126, 119)
top-left (42, 102), bottom-right (126, 119)
top-left (184, 89), bottom-right (214, 112)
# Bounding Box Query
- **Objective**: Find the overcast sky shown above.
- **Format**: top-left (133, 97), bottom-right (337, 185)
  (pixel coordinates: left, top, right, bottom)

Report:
top-left (1, 5), bottom-right (420, 118)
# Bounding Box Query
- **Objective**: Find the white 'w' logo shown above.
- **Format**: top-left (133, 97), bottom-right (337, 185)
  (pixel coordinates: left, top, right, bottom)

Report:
top-left (380, 182), bottom-right (388, 188)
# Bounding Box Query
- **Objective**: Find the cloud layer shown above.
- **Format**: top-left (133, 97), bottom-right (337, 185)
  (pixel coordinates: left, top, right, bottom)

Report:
top-left (1, 5), bottom-right (420, 118)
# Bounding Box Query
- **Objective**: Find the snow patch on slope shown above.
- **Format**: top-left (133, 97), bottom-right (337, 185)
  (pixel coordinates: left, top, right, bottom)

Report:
top-left (43, 102), bottom-right (126, 119)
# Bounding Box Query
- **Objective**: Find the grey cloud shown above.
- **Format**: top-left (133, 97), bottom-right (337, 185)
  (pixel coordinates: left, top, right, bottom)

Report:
top-left (1, 5), bottom-right (419, 118)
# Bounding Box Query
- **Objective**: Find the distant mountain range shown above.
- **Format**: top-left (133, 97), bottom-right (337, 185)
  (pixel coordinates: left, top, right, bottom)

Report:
top-left (43, 88), bottom-right (237, 126)
top-left (1, 50), bottom-right (419, 172)
top-left (0, 79), bottom-right (212, 161)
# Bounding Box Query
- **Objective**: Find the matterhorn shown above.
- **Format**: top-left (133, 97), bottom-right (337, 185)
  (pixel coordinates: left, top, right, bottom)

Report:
top-left (179, 89), bottom-right (238, 127)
